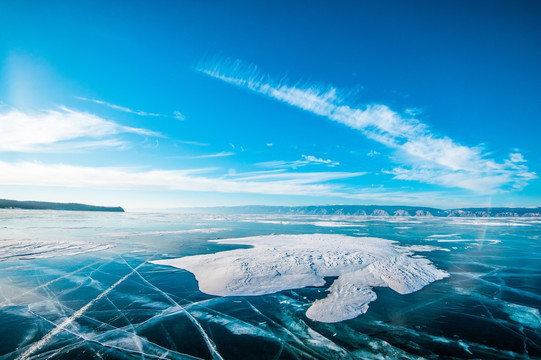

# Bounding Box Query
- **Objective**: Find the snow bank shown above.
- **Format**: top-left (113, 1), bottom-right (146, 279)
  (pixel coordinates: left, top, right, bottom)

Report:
top-left (152, 234), bottom-right (448, 323)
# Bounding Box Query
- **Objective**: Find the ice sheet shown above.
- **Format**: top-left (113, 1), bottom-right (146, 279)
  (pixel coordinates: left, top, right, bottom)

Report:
top-left (152, 234), bottom-right (449, 323)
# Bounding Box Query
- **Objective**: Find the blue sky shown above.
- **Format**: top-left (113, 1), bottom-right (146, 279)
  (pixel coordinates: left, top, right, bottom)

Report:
top-left (1, 0), bottom-right (540, 210)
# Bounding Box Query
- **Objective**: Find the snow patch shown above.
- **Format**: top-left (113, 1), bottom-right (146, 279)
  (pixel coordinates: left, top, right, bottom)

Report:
top-left (151, 234), bottom-right (448, 323)
top-left (0, 240), bottom-right (112, 261)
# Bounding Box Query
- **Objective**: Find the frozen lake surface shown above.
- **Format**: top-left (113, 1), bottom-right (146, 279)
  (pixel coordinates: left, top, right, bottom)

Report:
top-left (0, 210), bottom-right (540, 359)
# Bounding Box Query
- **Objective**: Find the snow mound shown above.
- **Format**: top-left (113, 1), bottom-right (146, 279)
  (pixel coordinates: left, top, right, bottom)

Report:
top-left (152, 234), bottom-right (448, 323)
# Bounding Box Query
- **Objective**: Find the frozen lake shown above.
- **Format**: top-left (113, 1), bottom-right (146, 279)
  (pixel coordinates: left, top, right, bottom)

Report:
top-left (0, 210), bottom-right (540, 359)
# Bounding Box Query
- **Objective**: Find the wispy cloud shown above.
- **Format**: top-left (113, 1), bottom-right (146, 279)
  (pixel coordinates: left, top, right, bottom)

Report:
top-left (173, 110), bottom-right (186, 120)
top-left (257, 154), bottom-right (339, 169)
top-left (75, 96), bottom-right (164, 117)
top-left (0, 161), bottom-right (363, 197)
top-left (178, 151), bottom-right (236, 159)
top-left (197, 58), bottom-right (537, 193)
top-left (75, 96), bottom-right (188, 121)
top-left (230, 169), bottom-right (364, 183)
top-left (177, 140), bottom-right (210, 147)
top-left (0, 106), bottom-right (159, 152)
top-left (366, 150), bottom-right (380, 157)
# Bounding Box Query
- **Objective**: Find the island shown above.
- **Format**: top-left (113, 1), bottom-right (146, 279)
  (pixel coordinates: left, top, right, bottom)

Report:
top-left (0, 199), bottom-right (124, 212)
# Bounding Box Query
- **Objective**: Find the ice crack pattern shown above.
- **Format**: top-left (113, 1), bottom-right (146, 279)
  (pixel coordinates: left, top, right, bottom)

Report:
top-left (0, 211), bottom-right (540, 359)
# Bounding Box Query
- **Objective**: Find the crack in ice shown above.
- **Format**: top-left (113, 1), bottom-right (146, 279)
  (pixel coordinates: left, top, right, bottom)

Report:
top-left (15, 258), bottom-right (152, 360)
top-left (121, 256), bottom-right (224, 360)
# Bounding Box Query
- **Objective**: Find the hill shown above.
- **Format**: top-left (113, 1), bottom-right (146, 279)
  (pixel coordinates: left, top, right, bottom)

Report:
top-left (0, 199), bottom-right (125, 212)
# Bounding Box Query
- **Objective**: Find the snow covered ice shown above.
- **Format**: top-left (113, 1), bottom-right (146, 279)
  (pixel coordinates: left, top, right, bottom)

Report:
top-left (152, 234), bottom-right (449, 322)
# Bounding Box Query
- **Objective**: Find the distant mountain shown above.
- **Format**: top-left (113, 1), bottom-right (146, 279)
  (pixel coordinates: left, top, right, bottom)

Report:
top-left (0, 199), bottom-right (124, 212)
top-left (175, 205), bottom-right (541, 217)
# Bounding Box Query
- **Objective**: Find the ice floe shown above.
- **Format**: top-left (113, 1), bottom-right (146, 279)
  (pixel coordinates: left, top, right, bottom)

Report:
top-left (152, 234), bottom-right (449, 323)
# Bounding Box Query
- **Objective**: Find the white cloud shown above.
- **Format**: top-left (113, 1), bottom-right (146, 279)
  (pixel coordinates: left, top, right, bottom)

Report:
top-left (404, 107), bottom-right (424, 116)
top-left (0, 107), bottom-right (159, 152)
top-left (0, 161), bottom-right (363, 197)
top-left (257, 154), bottom-right (339, 169)
top-left (510, 153), bottom-right (526, 163)
top-left (366, 150), bottom-right (380, 157)
top-left (173, 110), bottom-right (186, 120)
top-left (75, 96), bottom-right (164, 117)
top-left (0, 158), bottom-right (479, 207)
top-left (198, 58), bottom-right (537, 193)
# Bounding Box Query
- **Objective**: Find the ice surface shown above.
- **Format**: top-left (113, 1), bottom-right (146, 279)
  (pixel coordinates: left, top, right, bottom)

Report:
top-left (152, 234), bottom-right (449, 322)
top-left (449, 219), bottom-right (531, 227)
top-left (240, 219), bottom-right (363, 227)
top-left (0, 240), bottom-right (111, 261)
top-left (406, 245), bottom-right (450, 252)
top-left (101, 228), bottom-right (231, 237)
top-left (428, 234), bottom-right (460, 238)
top-left (14, 260), bottom-right (149, 360)
top-left (503, 303), bottom-right (541, 329)
top-left (2, 212), bottom-right (539, 359)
